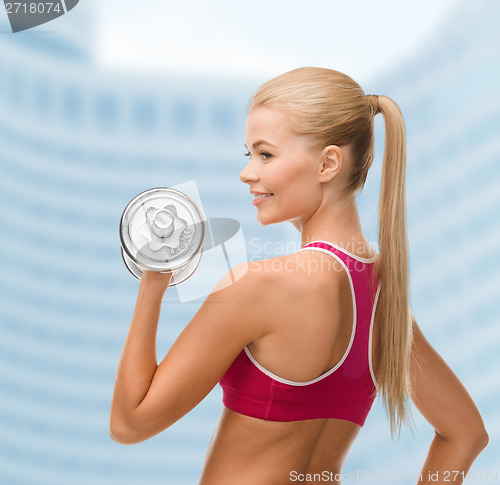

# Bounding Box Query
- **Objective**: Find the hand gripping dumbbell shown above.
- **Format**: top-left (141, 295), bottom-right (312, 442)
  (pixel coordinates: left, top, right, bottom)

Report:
top-left (119, 188), bottom-right (205, 286)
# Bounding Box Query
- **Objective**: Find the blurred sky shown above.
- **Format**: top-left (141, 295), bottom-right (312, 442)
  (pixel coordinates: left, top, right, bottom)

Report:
top-left (94, 0), bottom-right (458, 83)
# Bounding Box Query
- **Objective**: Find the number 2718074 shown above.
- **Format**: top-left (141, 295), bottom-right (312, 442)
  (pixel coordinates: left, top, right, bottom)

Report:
top-left (5, 3), bottom-right (62, 15)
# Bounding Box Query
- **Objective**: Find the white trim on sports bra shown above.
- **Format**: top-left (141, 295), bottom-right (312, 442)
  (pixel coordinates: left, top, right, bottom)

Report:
top-left (368, 282), bottom-right (381, 392)
top-left (244, 247), bottom-right (357, 387)
top-left (303, 240), bottom-right (378, 263)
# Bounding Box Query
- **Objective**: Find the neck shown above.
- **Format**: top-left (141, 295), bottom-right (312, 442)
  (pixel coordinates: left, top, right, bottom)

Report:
top-left (296, 192), bottom-right (369, 253)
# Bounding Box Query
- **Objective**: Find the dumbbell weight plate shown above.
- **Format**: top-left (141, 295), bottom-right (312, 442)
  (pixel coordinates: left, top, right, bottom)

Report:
top-left (120, 187), bottom-right (205, 285)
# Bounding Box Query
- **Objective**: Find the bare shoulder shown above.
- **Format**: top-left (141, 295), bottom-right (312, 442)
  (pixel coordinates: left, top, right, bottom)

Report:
top-left (210, 260), bottom-right (275, 296)
top-left (229, 250), bottom-right (347, 297)
top-left (206, 260), bottom-right (282, 318)
top-left (275, 249), bottom-right (347, 288)
top-left (207, 251), bottom-right (348, 322)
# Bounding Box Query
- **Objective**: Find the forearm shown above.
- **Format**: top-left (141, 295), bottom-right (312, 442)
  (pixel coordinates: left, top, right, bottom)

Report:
top-left (417, 432), bottom-right (488, 485)
top-left (110, 273), bottom-right (171, 433)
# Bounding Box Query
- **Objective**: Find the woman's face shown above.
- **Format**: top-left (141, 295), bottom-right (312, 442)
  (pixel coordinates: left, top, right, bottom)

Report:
top-left (241, 106), bottom-right (323, 227)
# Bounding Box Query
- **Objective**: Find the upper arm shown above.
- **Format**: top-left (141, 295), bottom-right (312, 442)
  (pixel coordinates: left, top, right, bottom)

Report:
top-left (409, 310), bottom-right (487, 442)
top-left (125, 262), bottom-right (271, 442)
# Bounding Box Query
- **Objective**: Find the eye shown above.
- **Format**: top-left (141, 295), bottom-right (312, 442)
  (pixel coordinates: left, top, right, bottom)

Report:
top-left (244, 151), bottom-right (251, 157)
top-left (260, 151), bottom-right (273, 160)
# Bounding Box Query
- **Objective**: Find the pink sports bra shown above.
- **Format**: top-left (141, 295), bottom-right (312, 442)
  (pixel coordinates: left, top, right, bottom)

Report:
top-left (219, 241), bottom-right (381, 427)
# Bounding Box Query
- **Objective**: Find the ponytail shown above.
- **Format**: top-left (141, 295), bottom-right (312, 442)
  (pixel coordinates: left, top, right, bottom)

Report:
top-left (369, 94), bottom-right (413, 437)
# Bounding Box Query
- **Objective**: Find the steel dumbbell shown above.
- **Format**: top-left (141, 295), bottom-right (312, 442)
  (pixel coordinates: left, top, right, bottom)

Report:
top-left (119, 187), bottom-right (205, 286)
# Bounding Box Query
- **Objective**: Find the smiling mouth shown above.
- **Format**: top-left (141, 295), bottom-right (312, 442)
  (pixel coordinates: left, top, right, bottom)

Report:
top-left (253, 193), bottom-right (274, 200)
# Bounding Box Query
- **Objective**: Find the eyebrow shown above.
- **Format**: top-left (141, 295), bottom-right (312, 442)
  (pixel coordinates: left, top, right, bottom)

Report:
top-left (244, 140), bottom-right (277, 150)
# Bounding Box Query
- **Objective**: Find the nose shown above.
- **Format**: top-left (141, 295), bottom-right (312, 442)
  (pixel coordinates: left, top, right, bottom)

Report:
top-left (239, 158), bottom-right (259, 185)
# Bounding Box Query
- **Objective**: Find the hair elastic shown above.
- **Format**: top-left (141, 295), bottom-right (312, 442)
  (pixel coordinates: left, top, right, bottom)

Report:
top-left (366, 94), bottom-right (380, 116)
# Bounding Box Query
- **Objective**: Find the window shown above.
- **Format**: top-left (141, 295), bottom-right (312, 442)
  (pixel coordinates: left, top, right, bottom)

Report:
top-left (210, 100), bottom-right (235, 137)
top-left (170, 98), bottom-right (197, 135)
top-left (62, 85), bottom-right (82, 125)
top-left (33, 78), bottom-right (51, 117)
top-left (95, 91), bottom-right (119, 129)
top-left (132, 96), bottom-right (157, 132)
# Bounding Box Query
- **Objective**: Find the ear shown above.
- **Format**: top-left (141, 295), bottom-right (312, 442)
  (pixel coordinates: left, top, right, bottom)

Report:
top-left (318, 145), bottom-right (343, 183)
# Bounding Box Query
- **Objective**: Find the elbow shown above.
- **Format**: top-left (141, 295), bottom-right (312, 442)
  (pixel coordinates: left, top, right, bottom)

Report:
top-left (109, 410), bottom-right (169, 445)
top-left (472, 425), bottom-right (489, 453)
top-left (462, 425), bottom-right (489, 457)
top-left (109, 426), bottom-right (134, 446)
top-left (436, 419), bottom-right (489, 455)
top-left (109, 415), bottom-right (144, 445)
top-left (109, 422), bottom-right (134, 445)
top-left (463, 417), bottom-right (489, 454)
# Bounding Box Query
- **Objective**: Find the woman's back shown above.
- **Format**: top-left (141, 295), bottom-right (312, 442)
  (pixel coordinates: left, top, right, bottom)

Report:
top-left (201, 241), bottom-right (380, 484)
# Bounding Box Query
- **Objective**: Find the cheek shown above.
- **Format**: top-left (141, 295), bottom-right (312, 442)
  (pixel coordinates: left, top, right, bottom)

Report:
top-left (281, 160), bottom-right (318, 196)
top-left (264, 158), bottom-right (314, 191)
top-left (271, 160), bottom-right (320, 213)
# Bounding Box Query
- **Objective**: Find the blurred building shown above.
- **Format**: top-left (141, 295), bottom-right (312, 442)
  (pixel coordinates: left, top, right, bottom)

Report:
top-left (0, 5), bottom-right (259, 485)
top-left (350, 0), bottom-right (500, 473)
top-left (0, 1), bottom-right (499, 484)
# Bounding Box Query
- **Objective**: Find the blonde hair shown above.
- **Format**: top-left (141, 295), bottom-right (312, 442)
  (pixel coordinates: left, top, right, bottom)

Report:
top-left (250, 67), bottom-right (413, 437)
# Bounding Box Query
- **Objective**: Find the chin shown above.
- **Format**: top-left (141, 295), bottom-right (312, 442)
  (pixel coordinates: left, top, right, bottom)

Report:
top-left (256, 211), bottom-right (287, 227)
top-left (256, 215), bottom-right (273, 226)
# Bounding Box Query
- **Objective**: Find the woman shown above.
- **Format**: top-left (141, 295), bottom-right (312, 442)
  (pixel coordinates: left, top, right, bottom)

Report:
top-left (109, 67), bottom-right (488, 484)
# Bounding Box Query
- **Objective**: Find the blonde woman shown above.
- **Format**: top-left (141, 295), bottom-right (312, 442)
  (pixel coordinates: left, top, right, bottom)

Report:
top-left (110, 67), bottom-right (488, 484)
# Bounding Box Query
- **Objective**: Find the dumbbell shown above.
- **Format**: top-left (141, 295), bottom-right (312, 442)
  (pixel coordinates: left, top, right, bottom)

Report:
top-left (119, 187), bottom-right (205, 286)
